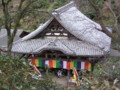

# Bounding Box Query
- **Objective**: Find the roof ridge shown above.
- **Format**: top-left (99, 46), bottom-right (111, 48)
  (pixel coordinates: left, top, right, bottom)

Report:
top-left (34, 39), bottom-right (55, 52)
top-left (34, 38), bottom-right (75, 55)
top-left (47, 37), bottom-right (58, 46)
top-left (56, 39), bottom-right (76, 55)
top-left (22, 17), bottom-right (54, 41)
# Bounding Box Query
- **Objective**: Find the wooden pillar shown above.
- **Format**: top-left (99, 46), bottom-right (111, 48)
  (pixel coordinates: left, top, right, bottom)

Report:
top-left (67, 56), bottom-right (70, 79)
top-left (67, 70), bottom-right (70, 78)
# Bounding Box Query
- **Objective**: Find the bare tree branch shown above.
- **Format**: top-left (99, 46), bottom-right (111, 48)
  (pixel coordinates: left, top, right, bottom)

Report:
top-left (11, 0), bottom-right (37, 45)
top-left (107, 0), bottom-right (120, 34)
top-left (1, 0), bottom-right (38, 54)
top-left (88, 0), bottom-right (120, 44)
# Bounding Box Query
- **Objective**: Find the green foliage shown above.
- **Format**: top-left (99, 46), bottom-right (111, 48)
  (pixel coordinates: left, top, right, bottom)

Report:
top-left (17, 0), bottom-right (67, 30)
top-left (112, 43), bottom-right (120, 50)
top-left (53, 0), bottom-right (65, 9)
top-left (32, 0), bottom-right (50, 9)
top-left (77, 73), bottom-right (120, 90)
top-left (93, 0), bottom-right (105, 9)
top-left (93, 57), bottom-right (120, 80)
top-left (74, 57), bottom-right (120, 90)
top-left (0, 56), bottom-right (119, 90)
top-left (0, 55), bottom-right (58, 90)
top-left (84, 9), bottom-right (96, 19)
top-left (103, 19), bottom-right (115, 25)
top-left (0, 13), bottom-right (4, 29)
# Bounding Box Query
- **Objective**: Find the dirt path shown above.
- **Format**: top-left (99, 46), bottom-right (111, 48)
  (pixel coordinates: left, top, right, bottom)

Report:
top-left (52, 76), bottom-right (68, 87)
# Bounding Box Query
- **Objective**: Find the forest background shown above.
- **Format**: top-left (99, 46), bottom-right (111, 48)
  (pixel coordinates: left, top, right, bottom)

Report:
top-left (0, 0), bottom-right (120, 90)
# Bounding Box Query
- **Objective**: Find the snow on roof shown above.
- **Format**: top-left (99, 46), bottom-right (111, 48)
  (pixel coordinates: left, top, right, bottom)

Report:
top-left (11, 1), bottom-right (112, 56)
top-left (12, 38), bottom-right (104, 56)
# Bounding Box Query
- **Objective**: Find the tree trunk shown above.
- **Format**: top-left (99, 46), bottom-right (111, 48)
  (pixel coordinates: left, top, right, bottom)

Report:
top-left (7, 36), bottom-right (13, 56)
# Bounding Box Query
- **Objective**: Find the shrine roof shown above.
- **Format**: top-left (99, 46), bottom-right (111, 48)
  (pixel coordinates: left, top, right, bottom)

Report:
top-left (22, 1), bottom-right (111, 52)
top-left (12, 38), bottom-right (104, 56)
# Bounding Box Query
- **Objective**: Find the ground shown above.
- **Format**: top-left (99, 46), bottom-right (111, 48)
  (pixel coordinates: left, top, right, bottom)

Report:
top-left (52, 76), bottom-right (78, 90)
top-left (52, 76), bottom-right (68, 87)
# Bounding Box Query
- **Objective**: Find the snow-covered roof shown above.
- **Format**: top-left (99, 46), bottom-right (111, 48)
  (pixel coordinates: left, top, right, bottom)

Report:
top-left (12, 38), bottom-right (104, 56)
top-left (22, 1), bottom-right (111, 52)
top-left (11, 1), bottom-right (112, 56)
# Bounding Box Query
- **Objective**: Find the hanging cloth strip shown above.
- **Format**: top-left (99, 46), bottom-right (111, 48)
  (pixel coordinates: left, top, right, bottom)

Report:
top-left (32, 59), bottom-right (92, 71)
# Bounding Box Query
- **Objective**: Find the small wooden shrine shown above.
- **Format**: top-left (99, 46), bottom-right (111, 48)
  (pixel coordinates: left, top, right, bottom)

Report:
top-left (11, 1), bottom-right (111, 71)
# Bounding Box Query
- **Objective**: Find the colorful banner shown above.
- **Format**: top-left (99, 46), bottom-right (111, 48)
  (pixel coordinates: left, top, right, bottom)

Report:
top-left (32, 59), bottom-right (92, 71)
top-left (73, 68), bottom-right (80, 86)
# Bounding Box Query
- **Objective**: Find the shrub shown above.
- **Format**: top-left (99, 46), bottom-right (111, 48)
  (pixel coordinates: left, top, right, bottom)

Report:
top-left (75, 57), bottom-right (120, 90)
top-left (0, 55), bottom-right (58, 90)
top-left (93, 57), bottom-right (120, 80)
